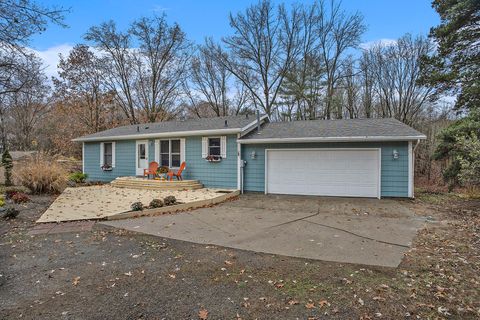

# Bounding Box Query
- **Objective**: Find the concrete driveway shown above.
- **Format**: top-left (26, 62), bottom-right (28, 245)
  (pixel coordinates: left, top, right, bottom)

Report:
top-left (101, 194), bottom-right (425, 267)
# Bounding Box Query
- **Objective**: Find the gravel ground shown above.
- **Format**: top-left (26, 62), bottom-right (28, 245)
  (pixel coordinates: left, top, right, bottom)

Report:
top-left (0, 192), bottom-right (479, 319)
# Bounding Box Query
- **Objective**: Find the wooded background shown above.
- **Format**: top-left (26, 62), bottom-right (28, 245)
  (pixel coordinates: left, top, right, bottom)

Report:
top-left (1, 0), bottom-right (478, 190)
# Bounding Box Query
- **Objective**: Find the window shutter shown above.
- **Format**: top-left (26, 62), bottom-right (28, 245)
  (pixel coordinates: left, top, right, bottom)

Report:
top-left (220, 136), bottom-right (227, 158)
top-left (201, 137), bottom-right (208, 158)
top-left (180, 138), bottom-right (186, 163)
top-left (154, 140), bottom-right (159, 164)
top-left (111, 142), bottom-right (116, 168)
top-left (100, 142), bottom-right (104, 166)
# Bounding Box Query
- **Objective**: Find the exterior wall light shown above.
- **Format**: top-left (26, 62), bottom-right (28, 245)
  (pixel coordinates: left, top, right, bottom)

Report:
top-left (393, 149), bottom-right (399, 160)
top-left (250, 150), bottom-right (256, 159)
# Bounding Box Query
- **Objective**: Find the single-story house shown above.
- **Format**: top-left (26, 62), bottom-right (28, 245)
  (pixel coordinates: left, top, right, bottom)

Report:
top-left (73, 115), bottom-right (426, 198)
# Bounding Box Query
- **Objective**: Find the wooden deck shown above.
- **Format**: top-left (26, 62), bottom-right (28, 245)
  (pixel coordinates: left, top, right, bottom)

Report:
top-left (110, 176), bottom-right (203, 190)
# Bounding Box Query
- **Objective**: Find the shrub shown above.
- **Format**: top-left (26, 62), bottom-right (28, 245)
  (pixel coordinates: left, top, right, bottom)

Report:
top-left (149, 199), bottom-right (164, 208)
top-left (2, 149), bottom-right (13, 186)
top-left (4, 186), bottom-right (30, 199)
top-left (15, 153), bottom-right (67, 194)
top-left (68, 172), bottom-right (88, 183)
top-left (2, 207), bottom-right (19, 219)
top-left (131, 202), bottom-right (144, 211)
top-left (163, 195), bottom-right (177, 206)
top-left (11, 192), bottom-right (30, 204)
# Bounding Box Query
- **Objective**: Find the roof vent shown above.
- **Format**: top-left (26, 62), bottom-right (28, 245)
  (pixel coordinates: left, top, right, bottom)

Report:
top-left (136, 126), bottom-right (139, 132)
top-left (145, 126), bottom-right (149, 130)
top-left (246, 113), bottom-right (249, 119)
top-left (224, 120), bottom-right (228, 127)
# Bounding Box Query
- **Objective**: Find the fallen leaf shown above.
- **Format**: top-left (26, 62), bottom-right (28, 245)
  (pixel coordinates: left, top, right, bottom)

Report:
top-left (168, 274), bottom-right (176, 279)
top-left (305, 301), bottom-right (315, 309)
top-left (288, 299), bottom-right (299, 305)
top-left (224, 260), bottom-right (233, 266)
top-left (318, 299), bottom-right (329, 308)
top-left (72, 277), bottom-right (80, 286)
top-left (358, 298), bottom-right (364, 306)
top-left (198, 308), bottom-right (208, 319)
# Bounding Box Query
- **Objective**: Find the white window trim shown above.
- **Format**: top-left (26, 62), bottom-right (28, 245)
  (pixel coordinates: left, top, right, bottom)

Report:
top-left (155, 138), bottom-right (184, 169)
top-left (99, 142), bottom-right (116, 168)
top-left (202, 136), bottom-right (227, 158)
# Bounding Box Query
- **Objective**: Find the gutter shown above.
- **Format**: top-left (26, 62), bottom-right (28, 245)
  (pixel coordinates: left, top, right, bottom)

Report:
top-left (238, 135), bottom-right (427, 144)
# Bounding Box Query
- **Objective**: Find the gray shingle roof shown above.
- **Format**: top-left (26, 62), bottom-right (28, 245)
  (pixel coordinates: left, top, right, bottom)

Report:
top-left (73, 115), bottom-right (261, 141)
top-left (240, 118), bottom-right (426, 142)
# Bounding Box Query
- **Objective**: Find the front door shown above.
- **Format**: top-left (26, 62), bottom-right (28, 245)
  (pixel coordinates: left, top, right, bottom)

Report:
top-left (136, 140), bottom-right (149, 176)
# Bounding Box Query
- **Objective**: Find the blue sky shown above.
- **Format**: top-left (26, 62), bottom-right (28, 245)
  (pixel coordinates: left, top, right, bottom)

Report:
top-left (30, 0), bottom-right (440, 77)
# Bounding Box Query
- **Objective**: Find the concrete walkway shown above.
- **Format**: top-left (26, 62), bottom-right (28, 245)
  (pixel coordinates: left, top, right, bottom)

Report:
top-left (101, 194), bottom-right (425, 267)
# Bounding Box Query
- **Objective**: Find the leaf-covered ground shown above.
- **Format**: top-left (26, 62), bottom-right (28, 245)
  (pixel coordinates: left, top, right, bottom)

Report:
top-left (0, 191), bottom-right (478, 319)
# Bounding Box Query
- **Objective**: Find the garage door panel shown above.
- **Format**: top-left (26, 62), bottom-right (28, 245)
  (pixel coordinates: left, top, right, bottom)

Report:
top-left (266, 149), bottom-right (380, 198)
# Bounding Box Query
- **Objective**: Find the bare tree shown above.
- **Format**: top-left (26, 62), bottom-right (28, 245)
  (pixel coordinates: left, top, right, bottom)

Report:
top-left (130, 16), bottom-right (192, 122)
top-left (86, 16), bottom-right (192, 123)
top-left (54, 44), bottom-right (113, 133)
top-left (340, 56), bottom-right (361, 118)
top-left (85, 21), bottom-right (138, 123)
top-left (362, 34), bottom-right (436, 124)
top-left (188, 44), bottom-right (229, 116)
top-left (313, 0), bottom-right (365, 119)
top-left (0, 0), bottom-right (66, 106)
top-left (359, 50), bottom-right (374, 118)
top-left (5, 57), bottom-right (50, 150)
top-left (209, 0), bottom-right (303, 117)
top-left (185, 42), bottom-right (250, 117)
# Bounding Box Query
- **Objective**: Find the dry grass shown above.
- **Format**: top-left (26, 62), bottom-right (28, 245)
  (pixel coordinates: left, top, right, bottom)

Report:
top-left (15, 153), bottom-right (68, 194)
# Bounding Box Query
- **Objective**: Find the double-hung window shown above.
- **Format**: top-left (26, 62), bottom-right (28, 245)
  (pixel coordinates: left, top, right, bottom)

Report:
top-left (159, 139), bottom-right (181, 168)
top-left (103, 143), bottom-right (113, 166)
top-left (100, 142), bottom-right (115, 168)
top-left (201, 136), bottom-right (226, 159)
top-left (208, 138), bottom-right (221, 156)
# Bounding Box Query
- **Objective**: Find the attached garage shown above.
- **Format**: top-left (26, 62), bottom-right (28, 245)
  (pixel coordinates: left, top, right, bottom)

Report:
top-left (238, 118), bottom-right (426, 199)
top-left (265, 149), bottom-right (380, 198)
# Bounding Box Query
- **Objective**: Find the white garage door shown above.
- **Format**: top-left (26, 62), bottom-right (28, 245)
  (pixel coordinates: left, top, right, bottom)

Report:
top-left (266, 149), bottom-right (380, 198)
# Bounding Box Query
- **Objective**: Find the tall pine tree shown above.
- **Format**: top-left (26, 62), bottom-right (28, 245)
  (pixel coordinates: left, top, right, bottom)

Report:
top-left (423, 0), bottom-right (480, 187)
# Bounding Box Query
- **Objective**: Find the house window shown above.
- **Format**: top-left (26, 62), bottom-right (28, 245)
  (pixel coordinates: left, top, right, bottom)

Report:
top-left (208, 138), bottom-right (221, 156)
top-left (159, 139), bottom-right (181, 168)
top-left (104, 143), bottom-right (113, 166)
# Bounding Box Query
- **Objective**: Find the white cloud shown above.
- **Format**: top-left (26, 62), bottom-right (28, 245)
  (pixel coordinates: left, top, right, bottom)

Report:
top-left (153, 4), bottom-right (169, 13)
top-left (31, 44), bottom-right (74, 80)
top-left (360, 38), bottom-right (397, 50)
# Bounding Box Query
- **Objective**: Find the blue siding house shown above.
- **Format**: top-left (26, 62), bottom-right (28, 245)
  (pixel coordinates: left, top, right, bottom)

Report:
top-left (74, 115), bottom-right (426, 198)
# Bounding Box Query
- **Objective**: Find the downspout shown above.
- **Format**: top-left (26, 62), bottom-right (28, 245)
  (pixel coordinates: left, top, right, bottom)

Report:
top-left (412, 139), bottom-right (421, 198)
top-left (237, 133), bottom-right (243, 193)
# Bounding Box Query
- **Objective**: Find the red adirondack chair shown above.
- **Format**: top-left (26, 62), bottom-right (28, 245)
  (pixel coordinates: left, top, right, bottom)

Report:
top-left (143, 161), bottom-right (159, 179)
top-left (167, 162), bottom-right (186, 181)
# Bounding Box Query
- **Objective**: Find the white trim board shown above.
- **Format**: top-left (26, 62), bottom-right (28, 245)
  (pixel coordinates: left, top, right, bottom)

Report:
top-left (408, 141), bottom-right (414, 198)
top-left (264, 148), bottom-right (382, 199)
top-left (82, 142), bottom-right (85, 174)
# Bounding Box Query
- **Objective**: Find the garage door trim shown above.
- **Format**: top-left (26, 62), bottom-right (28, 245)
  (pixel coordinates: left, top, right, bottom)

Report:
top-left (264, 148), bottom-right (382, 199)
